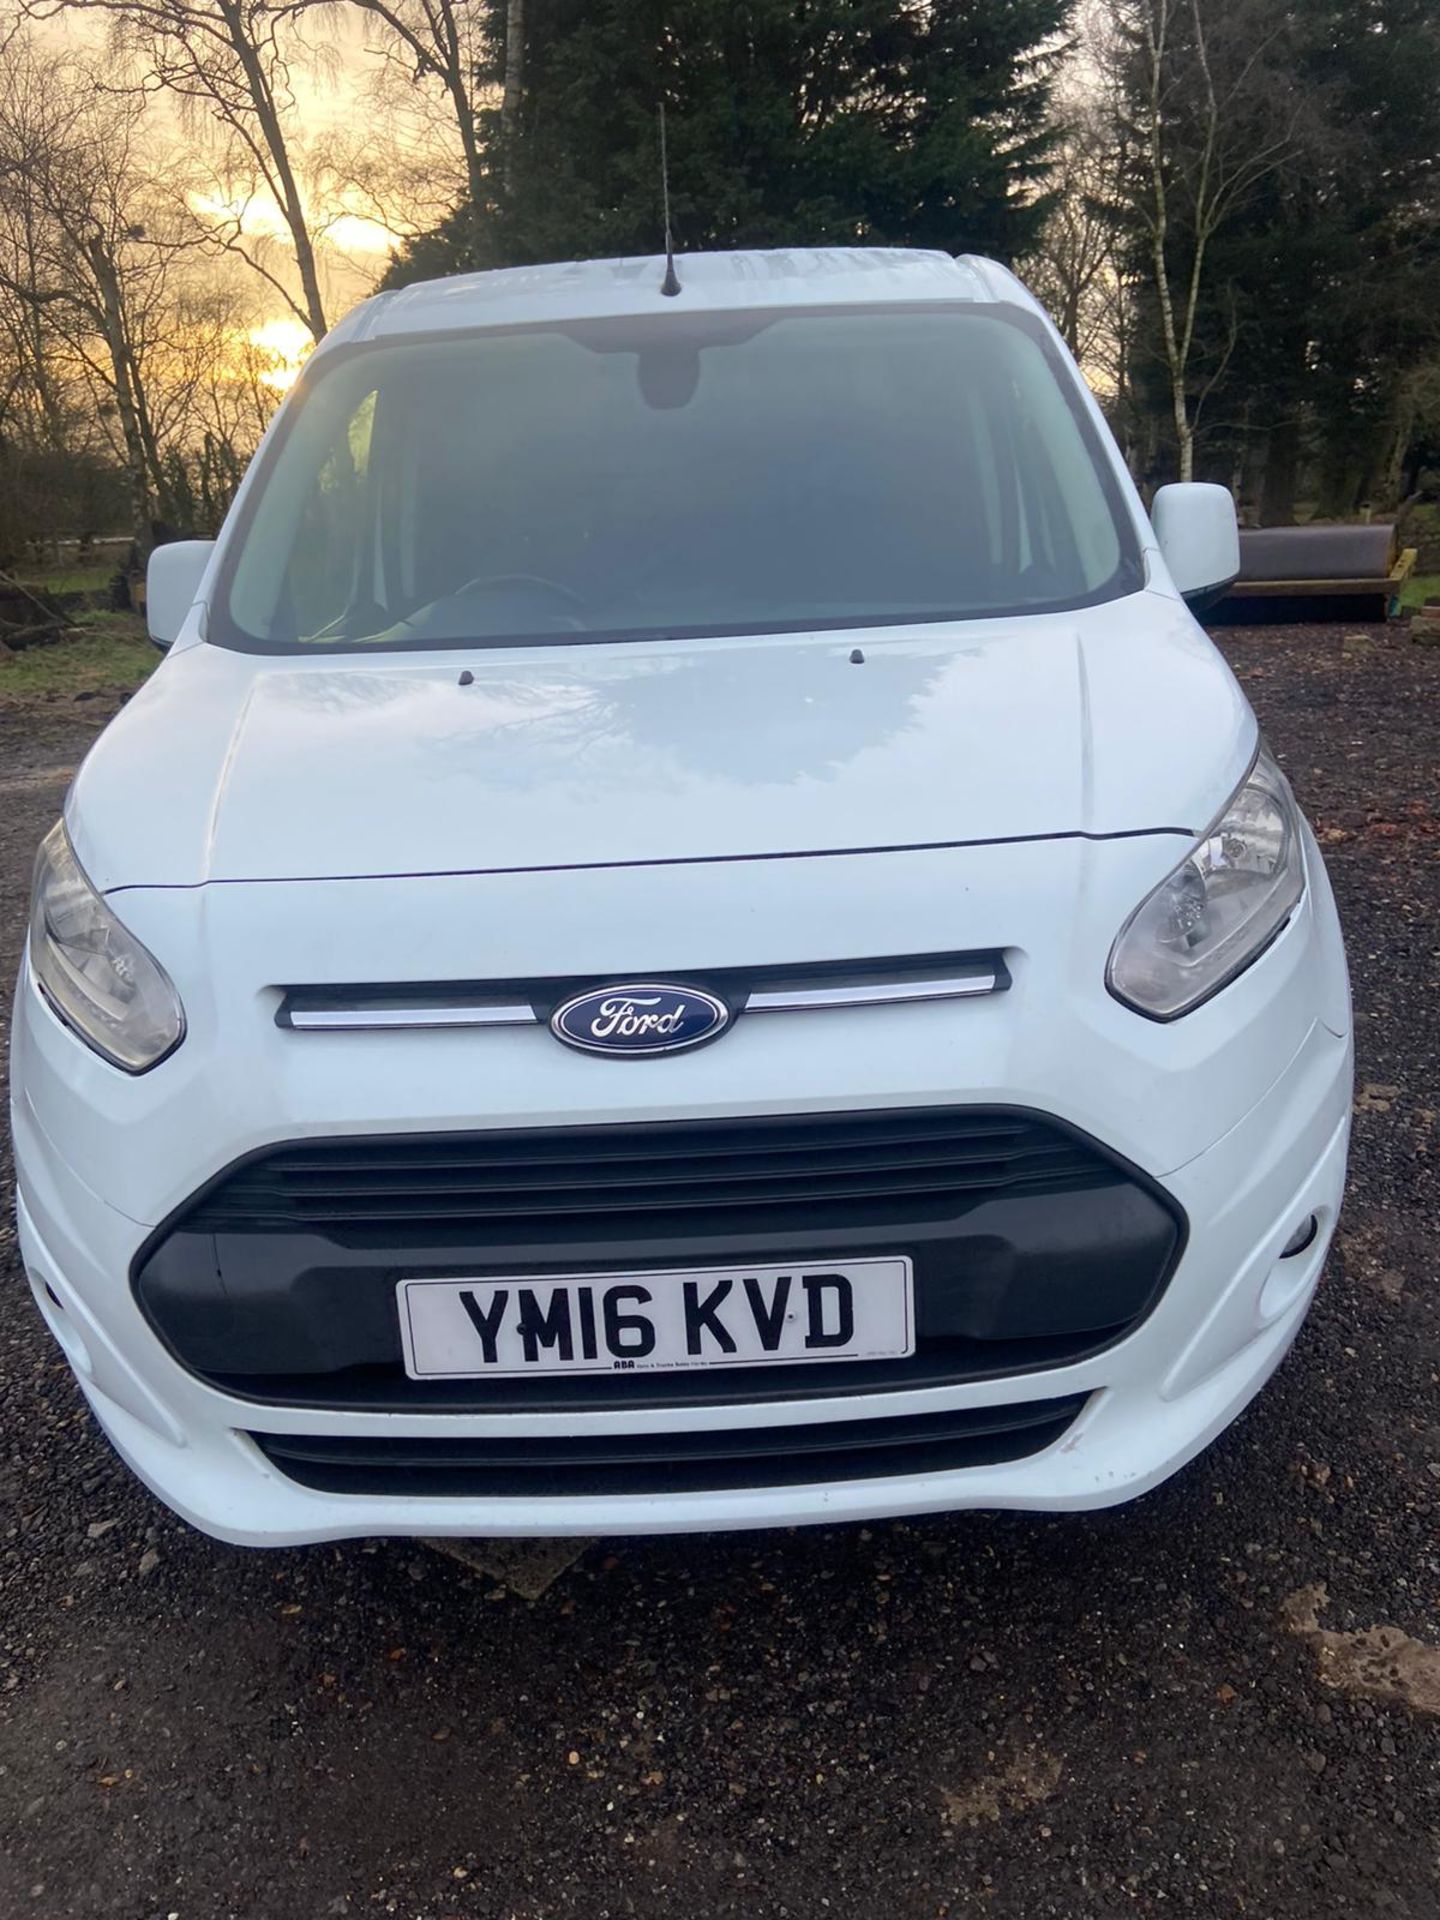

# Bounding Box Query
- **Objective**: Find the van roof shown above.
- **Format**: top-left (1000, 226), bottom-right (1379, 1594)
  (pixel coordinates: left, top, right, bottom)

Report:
top-left (324, 247), bottom-right (1040, 350)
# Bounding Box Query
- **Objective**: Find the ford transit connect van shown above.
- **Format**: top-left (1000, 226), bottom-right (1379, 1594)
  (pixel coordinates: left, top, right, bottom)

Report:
top-left (10, 249), bottom-right (1351, 1544)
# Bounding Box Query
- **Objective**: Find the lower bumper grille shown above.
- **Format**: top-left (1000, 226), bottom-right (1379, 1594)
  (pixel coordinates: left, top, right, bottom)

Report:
top-left (136, 1107), bottom-right (1184, 1411)
top-left (249, 1394), bottom-right (1087, 1498)
top-left (177, 1107), bottom-right (1119, 1232)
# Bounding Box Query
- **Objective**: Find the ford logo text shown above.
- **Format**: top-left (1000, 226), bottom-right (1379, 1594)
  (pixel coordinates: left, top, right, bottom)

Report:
top-left (550, 983), bottom-right (731, 1057)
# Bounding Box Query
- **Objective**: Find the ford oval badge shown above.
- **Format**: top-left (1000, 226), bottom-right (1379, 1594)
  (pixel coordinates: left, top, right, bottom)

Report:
top-left (550, 982), bottom-right (731, 1058)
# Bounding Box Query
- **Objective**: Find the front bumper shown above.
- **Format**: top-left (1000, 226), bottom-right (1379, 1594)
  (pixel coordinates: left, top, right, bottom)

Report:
top-left (14, 1008), bottom-right (1351, 1545)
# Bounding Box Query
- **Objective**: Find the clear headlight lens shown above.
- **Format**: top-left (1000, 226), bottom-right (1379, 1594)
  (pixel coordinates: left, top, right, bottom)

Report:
top-left (28, 823), bottom-right (185, 1071)
top-left (1107, 748), bottom-right (1305, 1019)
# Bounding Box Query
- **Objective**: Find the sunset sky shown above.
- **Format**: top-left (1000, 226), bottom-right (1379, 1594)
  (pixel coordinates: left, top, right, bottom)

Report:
top-left (47, 10), bottom-right (436, 389)
top-left (223, 17), bottom-right (419, 383)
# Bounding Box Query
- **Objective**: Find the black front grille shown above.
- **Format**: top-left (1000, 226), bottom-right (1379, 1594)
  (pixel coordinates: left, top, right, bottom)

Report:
top-left (249, 1394), bottom-right (1087, 1497)
top-left (136, 1107), bottom-right (1184, 1410)
top-left (183, 1108), bottom-right (1114, 1237)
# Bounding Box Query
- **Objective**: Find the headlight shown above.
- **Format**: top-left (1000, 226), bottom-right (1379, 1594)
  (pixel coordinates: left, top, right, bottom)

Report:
top-left (28, 823), bottom-right (185, 1071)
top-left (1107, 748), bottom-right (1305, 1020)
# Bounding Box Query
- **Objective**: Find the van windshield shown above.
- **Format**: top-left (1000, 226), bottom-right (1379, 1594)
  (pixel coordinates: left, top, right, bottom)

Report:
top-left (216, 304), bottom-right (1142, 653)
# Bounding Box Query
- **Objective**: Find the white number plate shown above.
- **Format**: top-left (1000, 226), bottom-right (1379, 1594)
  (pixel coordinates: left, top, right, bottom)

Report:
top-left (396, 1257), bottom-right (914, 1380)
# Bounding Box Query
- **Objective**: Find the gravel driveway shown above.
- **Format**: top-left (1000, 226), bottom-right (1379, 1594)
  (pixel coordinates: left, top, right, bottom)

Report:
top-left (1, 622), bottom-right (1436, 1919)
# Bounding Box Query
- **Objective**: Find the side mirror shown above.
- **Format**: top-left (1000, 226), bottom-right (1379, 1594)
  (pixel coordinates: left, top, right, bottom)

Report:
top-left (1150, 483), bottom-right (1240, 612)
top-left (146, 539), bottom-right (215, 650)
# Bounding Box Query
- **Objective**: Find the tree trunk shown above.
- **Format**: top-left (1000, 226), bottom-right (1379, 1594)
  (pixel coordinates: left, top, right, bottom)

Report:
top-left (1175, 404), bottom-right (1195, 482)
top-left (133, 381), bottom-right (177, 529)
top-left (1260, 417), bottom-right (1300, 526)
top-left (1144, 77), bottom-right (1194, 478)
top-left (223, 0), bottom-right (327, 340)
top-left (454, 74), bottom-right (485, 215)
top-left (1382, 386), bottom-right (1417, 511)
top-left (254, 100), bottom-right (327, 340)
top-left (84, 239), bottom-right (152, 555)
top-left (501, 0), bottom-right (525, 198)
top-left (1316, 432), bottom-right (1364, 518)
top-left (432, 0), bottom-right (485, 234)
top-left (16, 212), bottom-right (68, 454)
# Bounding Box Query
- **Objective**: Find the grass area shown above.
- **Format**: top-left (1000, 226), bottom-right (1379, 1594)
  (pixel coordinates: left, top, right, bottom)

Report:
top-left (7, 560), bottom-right (120, 596)
top-left (0, 610), bottom-right (157, 707)
top-left (1397, 570), bottom-right (1440, 612)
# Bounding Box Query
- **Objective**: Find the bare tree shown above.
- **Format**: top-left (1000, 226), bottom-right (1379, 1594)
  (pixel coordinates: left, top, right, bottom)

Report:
top-left (310, 112), bottom-right (458, 266)
top-left (25, 0), bottom-right (333, 340)
top-left (0, 45), bottom-right (169, 544)
top-left (0, 163), bottom-right (79, 459)
top-left (0, 30), bottom-right (284, 556)
top-left (1106, 0), bottom-right (1305, 481)
top-left (1025, 100), bottom-right (1127, 371)
top-left (311, 0), bottom-right (491, 216)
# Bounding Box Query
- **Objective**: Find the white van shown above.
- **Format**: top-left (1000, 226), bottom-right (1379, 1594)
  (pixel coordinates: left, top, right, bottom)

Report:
top-left (11, 248), bottom-right (1351, 1544)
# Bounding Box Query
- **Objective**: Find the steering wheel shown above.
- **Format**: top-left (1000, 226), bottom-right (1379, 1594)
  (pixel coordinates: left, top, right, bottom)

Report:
top-left (454, 573), bottom-right (588, 629)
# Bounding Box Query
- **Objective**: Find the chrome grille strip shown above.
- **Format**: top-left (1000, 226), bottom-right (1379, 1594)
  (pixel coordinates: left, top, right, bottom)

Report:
top-left (747, 971), bottom-right (998, 1012)
top-left (279, 958), bottom-right (1006, 1032)
top-left (286, 1004), bottom-right (538, 1031)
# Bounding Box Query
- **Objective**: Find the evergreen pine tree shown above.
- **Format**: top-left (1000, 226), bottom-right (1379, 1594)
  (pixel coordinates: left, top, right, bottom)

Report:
top-left (385, 0), bottom-right (1071, 284)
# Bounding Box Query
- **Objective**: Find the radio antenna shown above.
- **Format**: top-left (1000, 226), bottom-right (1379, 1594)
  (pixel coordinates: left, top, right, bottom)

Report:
top-left (658, 102), bottom-right (682, 296)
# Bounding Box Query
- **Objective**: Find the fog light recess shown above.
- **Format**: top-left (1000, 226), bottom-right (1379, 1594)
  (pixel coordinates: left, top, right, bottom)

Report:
top-left (1281, 1215), bottom-right (1319, 1259)
top-left (28, 1270), bottom-right (92, 1375)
